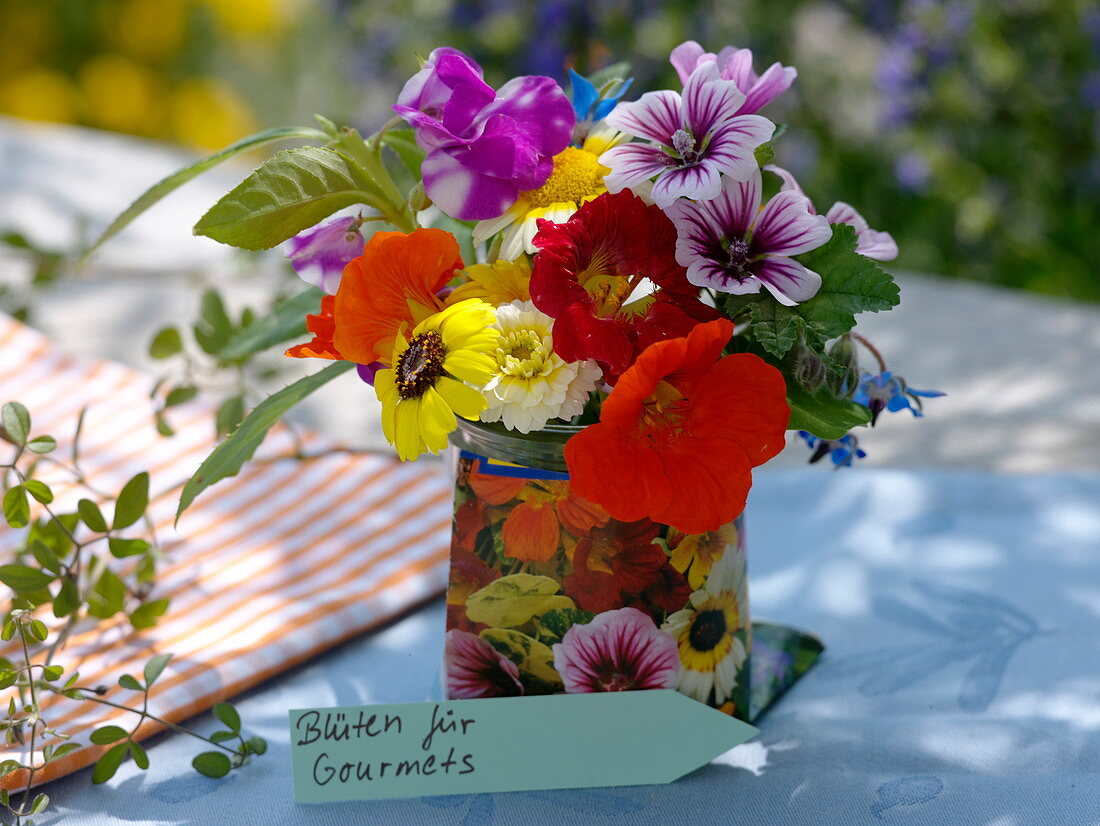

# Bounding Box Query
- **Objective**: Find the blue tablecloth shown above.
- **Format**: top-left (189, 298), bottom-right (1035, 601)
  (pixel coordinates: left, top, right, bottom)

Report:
top-left (42, 470), bottom-right (1100, 825)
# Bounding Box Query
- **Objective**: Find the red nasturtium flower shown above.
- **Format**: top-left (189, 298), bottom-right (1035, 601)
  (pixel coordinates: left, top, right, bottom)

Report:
top-left (332, 228), bottom-right (464, 366)
top-left (285, 294), bottom-right (343, 360)
top-left (564, 518), bottom-right (665, 613)
top-left (529, 190), bottom-right (720, 382)
top-left (564, 318), bottom-right (789, 534)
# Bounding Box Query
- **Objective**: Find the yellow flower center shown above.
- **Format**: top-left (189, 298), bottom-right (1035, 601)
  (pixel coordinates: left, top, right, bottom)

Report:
top-left (523, 147), bottom-right (605, 209)
top-left (497, 329), bottom-right (551, 379)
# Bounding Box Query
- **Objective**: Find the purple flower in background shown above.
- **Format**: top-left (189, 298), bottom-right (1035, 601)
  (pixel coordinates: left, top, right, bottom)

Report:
top-left (445, 630), bottom-right (523, 699)
top-left (853, 371), bottom-right (944, 424)
top-left (666, 169), bottom-right (831, 305)
top-left (393, 47), bottom-right (575, 221)
top-left (552, 608), bottom-right (680, 693)
top-left (600, 62), bottom-right (774, 208)
top-left (765, 165), bottom-right (898, 261)
top-left (284, 216), bottom-right (365, 294)
top-left (355, 361), bottom-right (383, 386)
top-left (799, 431), bottom-right (867, 468)
top-left (669, 40), bottom-right (797, 115)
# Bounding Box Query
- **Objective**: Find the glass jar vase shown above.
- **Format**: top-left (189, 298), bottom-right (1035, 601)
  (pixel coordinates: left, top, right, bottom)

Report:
top-left (443, 418), bottom-right (753, 721)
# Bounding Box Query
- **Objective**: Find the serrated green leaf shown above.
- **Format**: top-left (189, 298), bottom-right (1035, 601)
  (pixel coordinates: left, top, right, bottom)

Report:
top-left (192, 751), bottom-right (232, 778)
top-left (143, 652), bottom-right (172, 686)
top-left (193, 147), bottom-right (386, 250)
top-left (90, 725), bottom-right (128, 745)
top-left (786, 381), bottom-right (873, 440)
top-left (148, 327), bottom-right (183, 359)
top-left (219, 287), bottom-right (322, 360)
top-left (213, 702), bottom-right (240, 733)
top-left (26, 436), bottom-right (56, 454)
top-left (92, 742), bottom-right (128, 783)
top-left (77, 498), bottom-right (108, 533)
top-left (113, 472), bottom-right (149, 530)
top-left (741, 224), bottom-right (900, 358)
top-left (80, 126), bottom-right (328, 266)
top-left (177, 362), bottom-right (353, 520)
top-left (3, 485), bottom-right (29, 528)
top-left (118, 674), bottom-right (143, 691)
top-left (129, 598), bottom-right (169, 630)
top-left (0, 564), bottom-right (54, 592)
top-left (129, 740), bottom-right (150, 770)
top-left (2, 401), bottom-right (30, 444)
top-left (24, 480), bottom-right (53, 504)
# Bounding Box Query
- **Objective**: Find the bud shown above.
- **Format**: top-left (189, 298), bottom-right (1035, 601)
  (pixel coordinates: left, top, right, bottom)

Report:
top-left (827, 335), bottom-right (860, 398)
top-left (793, 347), bottom-right (827, 392)
top-left (409, 181), bottom-right (432, 212)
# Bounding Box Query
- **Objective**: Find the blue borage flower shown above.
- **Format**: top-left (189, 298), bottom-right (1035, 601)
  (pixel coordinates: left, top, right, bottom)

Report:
top-left (569, 69), bottom-right (633, 134)
top-left (799, 431), bottom-right (867, 468)
top-left (853, 371), bottom-right (945, 425)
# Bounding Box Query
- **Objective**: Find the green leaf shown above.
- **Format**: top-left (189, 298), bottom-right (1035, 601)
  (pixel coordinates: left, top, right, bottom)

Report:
top-left (192, 751), bottom-right (232, 778)
top-left (465, 574), bottom-right (566, 628)
top-left (87, 568), bottom-right (126, 619)
top-left (741, 224), bottom-right (900, 358)
top-left (2, 401), bottom-right (30, 444)
top-left (26, 435), bottom-right (57, 454)
top-left (118, 674), bottom-right (143, 691)
top-left (210, 730), bottom-right (237, 743)
top-left (24, 480), bottom-right (53, 504)
top-left (31, 540), bottom-right (61, 573)
top-left (80, 126), bottom-right (329, 266)
top-left (92, 742), bottom-right (128, 783)
top-left (155, 412), bottom-right (175, 437)
top-left (90, 725), bottom-right (128, 745)
top-left (149, 327), bottom-right (183, 359)
top-left (246, 736), bottom-right (267, 755)
top-left (0, 760), bottom-right (20, 779)
top-left (77, 498), bottom-right (109, 533)
top-left (786, 381), bottom-right (873, 440)
top-left (0, 564), bottom-right (54, 592)
top-left (112, 472), bottom-right (149, 530)
top-left (108, 537), bottom-right (150, 558)
top-left (47, 743), bottom-right (81, 762)
top-left (30, 792), bottom-right (49, 814)
top-left (3, 486), bottom-right (30, 528)
top-left (215, 395), bottom-right (246, 437)
top-left (28, 619), bottom-right (48, 642)
top-left (53, 577), bottom-right (79, 618)
top-left (42, 664), bottom-right (63, 681)
top-left (380, 129), bottom-right (426, 177)
top-left (177, 362), bottom-right (353, 520)
top-left (535, 607), bottom-right (596, 646)
top-left (129, 598), bottom-right (170, 630)
top-left (219, 287), bottom-right (322, 360)
top-left (193, 147), bottom-right (386, 250)
top-left (0, 671), bottom-right (16, 690)
top-left (193, 289), bottom-right (233, 355)
top-left (143, 652), bottom-right (172, 686)
top-left (213, 702), bottom-right (240, 733)
top-left (129, 740), bottom-right (150, 770)
top-left (164, 385), bottom-right (199, 408)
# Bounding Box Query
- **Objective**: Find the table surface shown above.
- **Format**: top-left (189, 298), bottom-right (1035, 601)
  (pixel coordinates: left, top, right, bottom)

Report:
top-left (2, 119), bottom-right (1100, 825)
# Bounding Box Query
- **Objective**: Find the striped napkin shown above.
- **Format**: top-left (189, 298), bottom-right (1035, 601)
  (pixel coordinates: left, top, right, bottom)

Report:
top-left (0, 314), bottom-right (452, 787)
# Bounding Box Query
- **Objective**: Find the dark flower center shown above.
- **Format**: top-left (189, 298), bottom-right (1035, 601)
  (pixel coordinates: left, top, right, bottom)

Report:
top-left (595, 669), bottom-right (637, 691)
top-left (670, 128), bottom-right (698, 163)
top-left (726, 238), bottom-right (752, 274)
top-left (688, 608), bottom-right (728, 652)
top-left (395, 330), bottom-right (446, 400)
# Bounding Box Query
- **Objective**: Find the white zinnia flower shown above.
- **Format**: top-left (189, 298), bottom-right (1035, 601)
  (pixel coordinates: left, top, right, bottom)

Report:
top-left (480, 300), bottom-right (602, 433)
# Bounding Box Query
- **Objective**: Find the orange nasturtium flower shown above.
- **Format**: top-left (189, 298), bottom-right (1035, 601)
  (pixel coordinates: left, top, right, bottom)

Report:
top-left (285, 294), bottom-right (343, 360)
top-left (500, 480), bottom-right (609, 563)
top-left (332, 228), bottom-right (464, 366)
top-left (564, 318), bottom-right (789, 534)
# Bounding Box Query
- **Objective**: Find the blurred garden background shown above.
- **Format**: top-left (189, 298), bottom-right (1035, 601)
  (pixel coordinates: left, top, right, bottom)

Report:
top-left (1, 0), bottom-right (1097, 301)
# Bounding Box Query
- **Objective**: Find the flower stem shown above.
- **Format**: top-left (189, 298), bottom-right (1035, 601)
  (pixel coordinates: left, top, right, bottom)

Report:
top-left (851, 333), bottom-right (887, 373)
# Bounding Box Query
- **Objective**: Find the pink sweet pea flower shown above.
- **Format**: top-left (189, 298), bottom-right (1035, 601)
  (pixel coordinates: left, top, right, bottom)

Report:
top-left (552, 607), bottom-right (681, 693)
top-left (445, 629), bottom-right (523, 699)
top-left (666, 169), bottom-right (832, 305)
top-left (670, 40), bottom-right (797, 115)
top-left (394, 47), bottom-right (574, 221)
top-left (599, 62), bottom-right (774, 209)
top-left (765, 165), bottom-right (899, 261)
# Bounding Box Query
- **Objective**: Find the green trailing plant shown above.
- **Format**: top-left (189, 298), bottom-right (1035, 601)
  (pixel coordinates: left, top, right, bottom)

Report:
top-left (0, 401), bottom-right (266, 825)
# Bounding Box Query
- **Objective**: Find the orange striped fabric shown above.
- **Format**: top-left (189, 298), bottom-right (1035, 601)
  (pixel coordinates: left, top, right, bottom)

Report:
top-left (0, 314), bottom-right (452, 788)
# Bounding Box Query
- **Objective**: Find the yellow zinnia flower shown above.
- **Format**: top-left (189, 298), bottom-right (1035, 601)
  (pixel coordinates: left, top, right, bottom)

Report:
top-left (472, 124), bottom-right (625, 260)
top-left (446, 257), bottom-right (532, 306)
top-left (374, 299), bottom-right (500, 461)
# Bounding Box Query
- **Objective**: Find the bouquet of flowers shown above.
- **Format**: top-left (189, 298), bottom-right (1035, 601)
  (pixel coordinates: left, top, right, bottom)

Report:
top-left (92, 40), bottom-right (939, 716)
